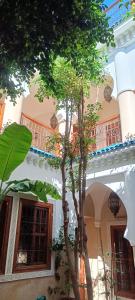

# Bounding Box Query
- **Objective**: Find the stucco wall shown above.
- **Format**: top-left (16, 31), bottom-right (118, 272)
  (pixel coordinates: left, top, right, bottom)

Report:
top-left (2, 96), bottom-right (23, 125)
top-left (98, 99), bottom-right (119, 122)
top-left (0, 276), bottom-right (59, 300)
top-left (0, 151), bottom-right (63, 300)
top-left (85, 84), bottom-right (119, 124)
top-left (22, 85), bottom-right (56, 127)
top-left (85, 195), bottom-right (127, 300)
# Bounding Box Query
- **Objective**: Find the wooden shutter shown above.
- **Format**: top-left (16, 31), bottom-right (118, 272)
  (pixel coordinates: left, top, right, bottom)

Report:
top-left (111, 225), bottom-right (135, 298)
top-left (0, 196), bottom-right (12, 273)
top-left (13, 199), bottom-right (53, 272)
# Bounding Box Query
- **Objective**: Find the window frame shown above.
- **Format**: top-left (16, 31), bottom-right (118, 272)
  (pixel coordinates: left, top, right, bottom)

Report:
top-left (13, 198), bottom-right (53, 273)
top-left (111, 225), bottom-right (135, 299)
top-left (0, 196), bottom-right (13, 274)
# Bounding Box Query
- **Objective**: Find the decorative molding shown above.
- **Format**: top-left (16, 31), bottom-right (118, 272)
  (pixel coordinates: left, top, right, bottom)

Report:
top-left (26, 152), bottom-right (53, 170)
top-left (109, 18), bottom-right (135, 56)
top-left (87, 146), bottom-right (135, 175)
top-left (104, 85), bottom-right (113, 102)
top-left (100, 18), bottom-right (135, 58)
top-left (0, 269), bottom-right (54, 283)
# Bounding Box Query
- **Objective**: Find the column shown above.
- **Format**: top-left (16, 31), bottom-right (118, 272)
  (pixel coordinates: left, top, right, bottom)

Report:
top-left (115, 51), bottom-right (135, 141)
top-left (124, 168), bottom-right (135, 247)
top-left (2, 95), bottom-right (24, 126)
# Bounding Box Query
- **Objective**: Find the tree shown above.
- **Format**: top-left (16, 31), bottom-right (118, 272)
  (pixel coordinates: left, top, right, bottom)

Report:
top-left (0, 123), bottom-right (61, 204)
top-left (36, 57), bottom-right (102, 300)
top-left (0, 0), bottom-right (113, 101)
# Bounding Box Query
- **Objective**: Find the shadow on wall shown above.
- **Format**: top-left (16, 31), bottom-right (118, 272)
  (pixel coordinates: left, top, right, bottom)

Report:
top-left (84, 182), bottom-right (128, 300)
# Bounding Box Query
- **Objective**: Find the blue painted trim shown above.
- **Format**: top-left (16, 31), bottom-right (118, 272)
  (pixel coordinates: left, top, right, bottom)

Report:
top-left (30, 146), bottom-right (56, 158)
top-left (91, 140), bottom-right (135, 158)
top-left (30, 139), bottom-right (135, 160)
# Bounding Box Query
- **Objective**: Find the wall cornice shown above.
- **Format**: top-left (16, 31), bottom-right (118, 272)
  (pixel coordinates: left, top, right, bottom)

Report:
top-left (87, 145), bottom-right (135, 174)
top-left (99, 18), bottom-right (135, 58)
top-left (108, 18), bottom-right (135, 57)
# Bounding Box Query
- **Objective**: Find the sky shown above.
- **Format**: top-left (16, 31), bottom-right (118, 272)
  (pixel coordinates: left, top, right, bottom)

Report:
top-left (104, 0), bottom-right (129, 6)
top-left (104, 0), bottom-right (115, 5)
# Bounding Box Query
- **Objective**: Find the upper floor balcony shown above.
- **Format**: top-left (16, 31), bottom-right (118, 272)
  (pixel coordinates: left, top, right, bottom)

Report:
top-left (93, 114), bottom-right (122, 150)
top-left (21, 113), bottom-right (56, 153)
top-left (21, 112), bottom-right (122, 155)
top-left (73, 114), bottom-right (122, 152)
top-left (105, 0), bottom-right (131, 28)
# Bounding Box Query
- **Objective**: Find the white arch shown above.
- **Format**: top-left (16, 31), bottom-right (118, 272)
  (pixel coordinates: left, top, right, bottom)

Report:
top-left (86, 182), bottom-right (127, 221)
top-left (85, 182), bottom-right (129, 242)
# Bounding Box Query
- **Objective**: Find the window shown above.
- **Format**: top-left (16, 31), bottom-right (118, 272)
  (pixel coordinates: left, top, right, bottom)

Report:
top-left (13, 199), bottom-right (53, 273)
top-left (111, 225), bottom-right (135, 298)
top-left (0, 196), bottom-right (12, 274)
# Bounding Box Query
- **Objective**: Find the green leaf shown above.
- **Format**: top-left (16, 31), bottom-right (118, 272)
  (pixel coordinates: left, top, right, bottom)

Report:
top-left (0, 0), bottom-right (113, 101)
top-left (8, 179), bottom-right (61, 202)
top-left (0, 123), bottom-right (32, 182)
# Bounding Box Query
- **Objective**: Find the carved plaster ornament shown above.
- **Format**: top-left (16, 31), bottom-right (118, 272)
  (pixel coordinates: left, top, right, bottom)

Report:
top-left (103, 74), bottom-right (114, 102)
top-left (104, 85), bottom-right (113, 102)
top-left (50, 114), bottom-right (58, 129)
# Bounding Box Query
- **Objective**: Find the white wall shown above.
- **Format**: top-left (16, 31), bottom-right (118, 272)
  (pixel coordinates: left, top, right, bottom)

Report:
top-left (2, 96), bottom-right (23, 126)
top-left (0, 151), bottom-right (63, 283)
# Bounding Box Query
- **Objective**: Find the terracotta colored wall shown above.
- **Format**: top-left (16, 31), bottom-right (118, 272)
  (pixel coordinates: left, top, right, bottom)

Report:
top-left (85, 218), bottom-right (99, 259)
top-left (118, 90), bottom-right (135, 140)
top-left (85, 84), bottom-right (120, 123)
top-left (22, 85), bottom-right (56, 127)
top-left (22, 81), bottom-right (120, 131)
top-left (98, 99), bottom-right (119, 122)
top-left (85, 201), bottom-right (127, 260)
top-left (0, 276), bottom-right (60, 300)
top-left (85, 202), bottom-right (127, 300)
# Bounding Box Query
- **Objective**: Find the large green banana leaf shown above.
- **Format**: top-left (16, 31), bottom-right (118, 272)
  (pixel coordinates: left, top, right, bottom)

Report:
top-left (0, 123), bottom-right (32, 182)
top-left (7, 179), bottom-right (61, 202)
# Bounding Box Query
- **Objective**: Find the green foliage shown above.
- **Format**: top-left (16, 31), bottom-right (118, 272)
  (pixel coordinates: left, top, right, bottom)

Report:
top-left (0, 124), bottom-right (61, 203)
top-left (36, 57), bottom-right (102, 164)
top-left (0, 0), bottom-right (113, 101)
top-left (50, 227), bottom-right (74, 297)
top-left (7, 179), bottom-right (61, 202)
top-left (34, 23), bottom-right (105, 299)
top-left (119, 1), bottom-right (133, 19)
top-left (35, 53), bottom-right (104, 104)
top-left (0, 123), bottom-right (32, 182)
top-left (52, 226), bottom-right (75, 252)
top-left (47, 157), bottom-right (62, 170)
top-left (35, 57), bottom-right (85, 103)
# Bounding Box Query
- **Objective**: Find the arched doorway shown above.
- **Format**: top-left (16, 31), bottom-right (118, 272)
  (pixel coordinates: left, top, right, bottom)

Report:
top-left (82, 182), bottom-right (135, 300)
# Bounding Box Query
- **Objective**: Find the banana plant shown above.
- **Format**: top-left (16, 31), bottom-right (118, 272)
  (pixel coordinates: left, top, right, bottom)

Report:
top-left (0, 123), bottom-right (61, 204)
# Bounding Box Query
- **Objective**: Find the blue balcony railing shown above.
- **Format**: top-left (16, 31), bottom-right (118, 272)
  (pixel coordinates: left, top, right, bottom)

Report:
top-left (105, 0), bottom-right (131, 28)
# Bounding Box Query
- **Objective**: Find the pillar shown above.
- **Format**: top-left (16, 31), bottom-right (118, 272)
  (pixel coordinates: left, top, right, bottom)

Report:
top-left (124, 167), bottom-right (135, 246)
top-left (115, 51), bottom-right (135, 141)
top-left (2, 95), bottom-right (24, 126)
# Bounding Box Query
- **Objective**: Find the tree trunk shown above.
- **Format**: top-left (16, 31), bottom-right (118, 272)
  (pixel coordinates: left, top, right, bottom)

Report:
top-left (61, 99), bottom-right (81, 300)
top-left (99, 227), bottom-right (109, 300)
top-left (83, 228), bottom-right (93, 300)
top-left (61, 163), bottom-right (81, 300)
